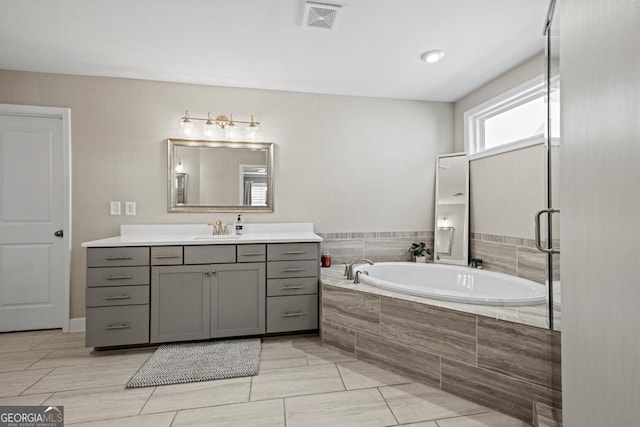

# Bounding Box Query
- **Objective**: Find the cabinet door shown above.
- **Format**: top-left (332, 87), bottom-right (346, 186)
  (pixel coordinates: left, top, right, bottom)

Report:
top-left (211, 263), bottom-right (265, 338)
top-left (151, 265), bottom-right (210, 343)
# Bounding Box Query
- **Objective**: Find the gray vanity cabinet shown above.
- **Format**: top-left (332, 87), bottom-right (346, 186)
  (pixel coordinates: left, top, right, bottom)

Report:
top-left (151, 265), bottom-right (210, 343)
top-left (266, 243), bottom-right (319, 333)
top-left (86, 241), bottom-right (318, 348)
top-left (150, 246), bottom-right (266, 342)
top-left (85, 247), bottom-right (150, 348)
top-left (212, 263), bottom-right (266, 337)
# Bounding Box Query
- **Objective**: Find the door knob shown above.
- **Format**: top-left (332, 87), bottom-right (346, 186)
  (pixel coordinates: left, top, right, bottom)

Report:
top-left (54, 230), bottom-right (64, 238)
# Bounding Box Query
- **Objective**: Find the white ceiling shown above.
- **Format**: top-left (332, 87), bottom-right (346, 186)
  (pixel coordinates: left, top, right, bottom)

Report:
top-left (0, 0), bottom-right (549, 102)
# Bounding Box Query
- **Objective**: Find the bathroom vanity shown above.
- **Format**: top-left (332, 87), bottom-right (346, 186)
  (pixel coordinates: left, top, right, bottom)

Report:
top-left (82, 223), bottom-right (321, 348)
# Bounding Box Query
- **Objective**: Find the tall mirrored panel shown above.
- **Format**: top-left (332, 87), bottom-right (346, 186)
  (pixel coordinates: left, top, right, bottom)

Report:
top-left (434, 153), bottom-right (469, 265)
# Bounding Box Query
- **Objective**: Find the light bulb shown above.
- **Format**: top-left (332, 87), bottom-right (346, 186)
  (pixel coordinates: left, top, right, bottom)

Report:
top-left (203, 112), bottom-right (216, 139)
top-left (421, 50), bottom-right (445, 63)
top-left (180, 110), bottom-right (194, 137)
top-left (175, 159), bottom-right (184, 173)
top-left (246, 115), bottom-right (259, 141)
top-left (226, 114), bottom-right (238, 139)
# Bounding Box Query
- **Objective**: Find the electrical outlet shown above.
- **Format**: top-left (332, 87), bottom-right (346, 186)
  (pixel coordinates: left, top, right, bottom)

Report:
top-left (125, 201), bottom-right (136, 216)
top-left (109, 201), bottom-right (121, 215)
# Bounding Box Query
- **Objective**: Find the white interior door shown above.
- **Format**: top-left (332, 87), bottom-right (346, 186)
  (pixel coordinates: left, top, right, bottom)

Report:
top-left (0, 108), bottom-right (69, 332)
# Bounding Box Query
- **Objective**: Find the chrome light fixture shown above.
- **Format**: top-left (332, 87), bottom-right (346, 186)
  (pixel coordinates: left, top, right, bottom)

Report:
top-left (179, 110), bottom-right (260, 140)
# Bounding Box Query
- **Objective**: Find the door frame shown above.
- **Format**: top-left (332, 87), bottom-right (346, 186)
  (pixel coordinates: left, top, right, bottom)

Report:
top-left (0, 103), bottom-right (72, 332)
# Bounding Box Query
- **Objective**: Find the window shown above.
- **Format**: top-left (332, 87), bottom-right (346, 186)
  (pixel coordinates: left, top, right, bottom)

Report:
top-left (465, 76), bottom-right (554, 159)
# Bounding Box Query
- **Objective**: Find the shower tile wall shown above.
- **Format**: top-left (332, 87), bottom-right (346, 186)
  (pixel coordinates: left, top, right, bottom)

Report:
top-left (318, 231), bottom-right (434, 264)
top-left (470, 233), bottom-right (560, 284)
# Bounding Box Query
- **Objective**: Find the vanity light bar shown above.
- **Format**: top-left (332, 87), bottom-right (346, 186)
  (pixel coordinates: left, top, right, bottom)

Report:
top-left (180, 110), bottom-right (260, 140)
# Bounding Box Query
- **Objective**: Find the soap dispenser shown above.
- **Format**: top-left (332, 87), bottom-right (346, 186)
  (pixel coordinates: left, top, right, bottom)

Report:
top-left (235, 215), bottom-right (243, 235)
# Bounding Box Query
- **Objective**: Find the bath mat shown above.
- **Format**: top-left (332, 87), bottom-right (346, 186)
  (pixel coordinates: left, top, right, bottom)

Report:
top-left (126, 338), bottom-right (261, 388)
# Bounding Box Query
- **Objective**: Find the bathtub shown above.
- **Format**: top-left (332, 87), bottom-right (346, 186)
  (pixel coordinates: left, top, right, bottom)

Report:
top-left (352, 262), bottom-right (546, 306)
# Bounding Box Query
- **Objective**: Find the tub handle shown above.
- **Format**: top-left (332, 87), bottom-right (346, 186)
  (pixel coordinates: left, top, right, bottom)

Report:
top-left (535, 208), bottom-right (560, 254)
top-left (354, 270), bottom-right (369, 284)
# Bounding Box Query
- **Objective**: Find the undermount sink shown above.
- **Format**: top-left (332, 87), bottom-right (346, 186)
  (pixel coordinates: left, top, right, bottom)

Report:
top-left (193, 234), bottom-right (240, 240)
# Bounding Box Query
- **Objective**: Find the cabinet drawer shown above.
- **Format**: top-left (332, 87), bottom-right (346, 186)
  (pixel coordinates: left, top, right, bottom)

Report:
top-left (184, 245), bottom-right (236, 264)
top-left (86, 305), bottom-right (149, 347)
top-left (87, 247), bottom-right (149, 267)
top-left (86, 266), bottom-right (150, 287)
top-left (86, 285), bottom-right (149, 307)
top-left (267, 277), bottom-right (318, 296)
top-left (151, 246), bottom-right (183, 265)
top-left (237, 244), bottom-right (266, 263)
top-left (267, 243), bottom-right (319, 261)
top-left (267, 295), bottom-right (318, 333)
top-left (267, 260), bottom-right (318, 279)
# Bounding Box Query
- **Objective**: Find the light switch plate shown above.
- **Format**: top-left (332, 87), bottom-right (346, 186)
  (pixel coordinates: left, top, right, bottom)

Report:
top-left (109, 201), bottom-right (121, 215)
top-left (125, 201), bottom-right (136, 216)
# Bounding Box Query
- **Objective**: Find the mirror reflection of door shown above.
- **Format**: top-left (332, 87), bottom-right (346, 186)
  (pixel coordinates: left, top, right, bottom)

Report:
top-left (240, 165), bottom-right (268, 206)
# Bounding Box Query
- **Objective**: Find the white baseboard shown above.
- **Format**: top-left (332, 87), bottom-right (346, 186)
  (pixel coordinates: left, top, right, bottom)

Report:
top-left (68, 317), bottom-right (86, 333)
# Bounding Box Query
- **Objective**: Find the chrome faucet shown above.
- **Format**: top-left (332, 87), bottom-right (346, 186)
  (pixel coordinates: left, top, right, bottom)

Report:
top-left (208, 220), bottom-right (229, 236)
top-left (344, 259), bottom-right (374, 280)
top-left (354, 270), bottom-right (369, 284)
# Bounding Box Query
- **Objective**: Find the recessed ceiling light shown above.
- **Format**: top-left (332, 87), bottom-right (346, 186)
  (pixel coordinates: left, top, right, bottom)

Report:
top-left (421, 50), bottom-right (445, 63)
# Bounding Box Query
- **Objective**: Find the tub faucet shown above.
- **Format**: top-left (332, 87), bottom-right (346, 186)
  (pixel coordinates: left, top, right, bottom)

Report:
top-left (345, 259), bottom-right (374, 280)
top-left (354, 270), bottom-right (369, 284)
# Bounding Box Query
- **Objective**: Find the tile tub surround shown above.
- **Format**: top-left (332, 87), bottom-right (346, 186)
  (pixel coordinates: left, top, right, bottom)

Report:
top-left (320, 266), bottom-right (562, 424)
top-left (318, 230), bottom-right (434, 264)
top-left (470, 233), bottom-right (560, 284)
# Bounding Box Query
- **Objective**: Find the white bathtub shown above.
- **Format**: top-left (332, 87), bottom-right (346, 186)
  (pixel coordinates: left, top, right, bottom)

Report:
top-left (352, 262), bottom-right (546, 306)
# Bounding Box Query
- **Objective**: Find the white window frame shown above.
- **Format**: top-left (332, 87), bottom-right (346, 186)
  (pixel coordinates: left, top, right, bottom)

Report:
top-left (465, 75), bottom-right (546, 160)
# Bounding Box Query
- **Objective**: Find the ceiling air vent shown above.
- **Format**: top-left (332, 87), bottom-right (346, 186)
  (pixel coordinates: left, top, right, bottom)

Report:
top-left (303, 2), bottom-right (342, 30)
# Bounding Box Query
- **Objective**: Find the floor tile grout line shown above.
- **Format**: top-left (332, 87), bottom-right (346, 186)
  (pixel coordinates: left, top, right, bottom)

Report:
top-left (17, 367), bottom-right (56, 396)
top-left (376, 386), bottom-right (401, 426)
top-left (282, 397), bottom-right (287, 427)
top-left (334, 362), bottom-right (348, 391)
top-left (24, 349), bottom-right (56, 370)
top-left (169, 410), bottom-right (177, 426)
top-left (138, 385), bottom-right (158, 415)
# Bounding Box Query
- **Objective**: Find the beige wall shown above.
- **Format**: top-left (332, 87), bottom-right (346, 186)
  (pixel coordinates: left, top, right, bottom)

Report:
top-left (0, 70), bottom-right (454, 317)
top-left (470, 144), bottom-right (545, 239)
top-left (561, 0), bottom-right (640, 424)
top-left (453, 53), bottom-right (544, 152)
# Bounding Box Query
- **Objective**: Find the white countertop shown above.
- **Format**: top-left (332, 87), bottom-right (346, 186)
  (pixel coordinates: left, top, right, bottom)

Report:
top-left (81, 223), bottom-right (323, 247)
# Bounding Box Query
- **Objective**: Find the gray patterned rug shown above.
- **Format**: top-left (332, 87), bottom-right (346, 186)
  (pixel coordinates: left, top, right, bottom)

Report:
top-left (126, 338), bottom-right (261, 388)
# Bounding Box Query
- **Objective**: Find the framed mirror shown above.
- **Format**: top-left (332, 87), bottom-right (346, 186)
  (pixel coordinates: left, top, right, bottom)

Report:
top-left (434, 153), bottom-right (469, 265)
top-left (167, 139), bottom-right (274, 213)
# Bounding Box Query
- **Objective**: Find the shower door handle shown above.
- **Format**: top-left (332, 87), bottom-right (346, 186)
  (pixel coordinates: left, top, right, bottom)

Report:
top-left (535, 208), bottom-right (560, 254)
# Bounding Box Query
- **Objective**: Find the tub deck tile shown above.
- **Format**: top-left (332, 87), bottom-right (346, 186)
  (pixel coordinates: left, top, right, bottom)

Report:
top-left (321, 285), bottom-right (380, 335)
top-left (477, 317), bottom-right (562, 391)
top-left (380, 297), bottom-right (477, 365)
top-left (441, 358), bottom-right (561, 424)
top-left (355, 331), bottom-right (441, 388)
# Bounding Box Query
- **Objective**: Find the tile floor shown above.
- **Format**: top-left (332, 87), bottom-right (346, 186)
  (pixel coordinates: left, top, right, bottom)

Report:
top-left (0, 330), bottom-right (529, 426)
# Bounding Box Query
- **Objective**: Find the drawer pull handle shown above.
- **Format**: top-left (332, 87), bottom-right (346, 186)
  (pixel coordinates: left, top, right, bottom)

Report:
top-left (282, 268), bottom-right (305, 272)
top-left (105, 275), bottom-right (133, 280)
top-left (283, 312), bottom-right (305, 317)
top-left (105, 256), bottom-right (132, 260)
top-left (242, 252), bottom-right (264, 256)
top-left (282, 285), bottom-right (304, 290)
top-left (282, 251), bottom-right (305, 255)
top-left (104, 324), bottom-right (131, 330)
top-left (153, 255), bottom-right (181, 259)
top-left (103, 295), bottom-right (131, 300)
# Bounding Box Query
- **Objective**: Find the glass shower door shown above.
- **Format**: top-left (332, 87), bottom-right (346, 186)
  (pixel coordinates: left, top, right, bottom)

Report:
top-left (544, 2), bottom-right (561, 331)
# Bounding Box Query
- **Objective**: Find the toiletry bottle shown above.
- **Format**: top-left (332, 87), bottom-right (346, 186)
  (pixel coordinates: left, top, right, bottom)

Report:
top-left (235, 215), bottom-right (243, 235)
top-left (321, 251), bottom-right (332, 268)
